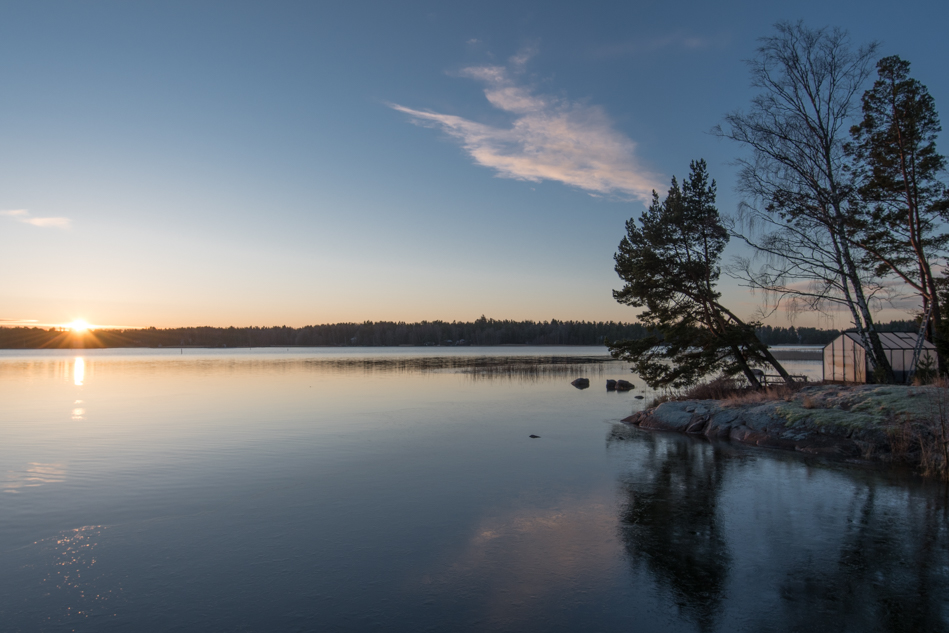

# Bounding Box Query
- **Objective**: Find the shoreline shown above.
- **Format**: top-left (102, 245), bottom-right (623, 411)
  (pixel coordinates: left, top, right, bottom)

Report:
top-left (621, 384), bottom-right (944, 469)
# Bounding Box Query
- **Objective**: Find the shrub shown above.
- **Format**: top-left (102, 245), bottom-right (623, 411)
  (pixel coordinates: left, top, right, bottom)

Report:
top-left (920, 379), bottom-right (949, 479)
top-left (677, 376), bottom-right (812, 406)
top-left (682, 377), bottom-right (745, 400)
top-left (647, 393), bottom-right (674, 408)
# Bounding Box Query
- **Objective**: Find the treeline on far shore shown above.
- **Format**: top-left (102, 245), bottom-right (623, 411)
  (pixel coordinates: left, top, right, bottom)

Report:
top-left (0, 317), bottom-right (920, 350)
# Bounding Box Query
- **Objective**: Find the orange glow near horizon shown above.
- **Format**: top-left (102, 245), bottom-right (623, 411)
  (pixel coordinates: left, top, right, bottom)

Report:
top-left (68, 320), bottom-right (91, 332)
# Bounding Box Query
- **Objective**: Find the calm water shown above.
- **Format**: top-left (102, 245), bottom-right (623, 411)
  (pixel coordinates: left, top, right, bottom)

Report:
top-left (0, 347), bottom-right (946, 632)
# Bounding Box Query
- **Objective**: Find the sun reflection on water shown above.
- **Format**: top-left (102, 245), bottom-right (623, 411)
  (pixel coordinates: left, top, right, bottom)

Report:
top-left (29, 526), bottom-right (120, 623)
top-left (0, 462), bottom-right (67, 493)
top-left (73, 357), bottom-right (85, 386)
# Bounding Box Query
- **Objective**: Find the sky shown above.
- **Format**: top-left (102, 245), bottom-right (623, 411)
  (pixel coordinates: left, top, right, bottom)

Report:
top-left (1, 0), bottom-right (947, 329)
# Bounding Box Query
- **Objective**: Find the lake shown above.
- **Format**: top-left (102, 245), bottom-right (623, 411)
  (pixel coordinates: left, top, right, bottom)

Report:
top-left (1, 347), bottom-right (946, 632)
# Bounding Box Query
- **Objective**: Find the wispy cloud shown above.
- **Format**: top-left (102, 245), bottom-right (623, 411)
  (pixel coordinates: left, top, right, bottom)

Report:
top-left (592, 30), bottom-right (728, 58)
top-left (389, 51), bottom-right (661, 201)
top-left (1, 209), bottom-right (71, 229)
top-left (23, 217), bottom-right (71, 228)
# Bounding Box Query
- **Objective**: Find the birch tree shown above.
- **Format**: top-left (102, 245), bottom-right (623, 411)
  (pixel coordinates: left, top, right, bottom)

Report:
top-left (714, 21), bottom-right (896, 382)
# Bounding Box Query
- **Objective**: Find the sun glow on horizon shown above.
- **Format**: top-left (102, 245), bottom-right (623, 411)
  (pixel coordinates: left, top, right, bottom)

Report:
top-left (68, 319), bottom-right (91, 332)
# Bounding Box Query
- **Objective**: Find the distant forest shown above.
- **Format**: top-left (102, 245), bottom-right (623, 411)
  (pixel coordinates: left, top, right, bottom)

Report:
top-left (0, 317), bottom-right (920, 349)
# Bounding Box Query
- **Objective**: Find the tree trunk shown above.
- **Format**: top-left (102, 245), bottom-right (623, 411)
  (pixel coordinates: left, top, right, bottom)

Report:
top-left (836, 217), bottom-right (896, 383)
top-left (716, 303), bottom-right (796, 385)
top-left (730, 344), bottom-right (762, 388)
top-left (830, 230), bottom-right (885, 377)
top-left (756, 342), bottom-right (795, 385)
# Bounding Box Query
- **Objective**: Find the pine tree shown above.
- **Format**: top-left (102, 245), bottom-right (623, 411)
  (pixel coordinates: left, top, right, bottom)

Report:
top-left (609, 160), bottom-right (792, 389)
top-left (849, 55), bottom-right (949, 357)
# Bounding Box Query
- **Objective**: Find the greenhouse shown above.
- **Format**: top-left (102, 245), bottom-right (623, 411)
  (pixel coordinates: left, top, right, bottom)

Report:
top-left (823, 332), bottom-right (937, 383)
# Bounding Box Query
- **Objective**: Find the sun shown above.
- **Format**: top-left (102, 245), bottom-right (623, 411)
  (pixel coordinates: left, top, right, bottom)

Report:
top-left (69, 319), bottom-right (91, 333)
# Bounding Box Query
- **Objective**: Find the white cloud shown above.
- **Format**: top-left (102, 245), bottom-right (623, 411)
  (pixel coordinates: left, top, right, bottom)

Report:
top-left (1, 209), bottom-right (71, 229)
top-left (23, 217), bottom-right (71, 228)
top-left (389, 53), bottom-right (661, 202)
top-left (507, 43), bottom-right (537, 69)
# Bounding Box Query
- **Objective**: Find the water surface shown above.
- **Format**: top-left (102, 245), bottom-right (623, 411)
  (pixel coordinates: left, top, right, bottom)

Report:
top-left (0, 348), bottom-right (945, 632)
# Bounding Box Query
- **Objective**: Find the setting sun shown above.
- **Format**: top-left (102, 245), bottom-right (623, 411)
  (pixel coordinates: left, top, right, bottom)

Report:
top-left (69, 319), bottom-right (91, 332)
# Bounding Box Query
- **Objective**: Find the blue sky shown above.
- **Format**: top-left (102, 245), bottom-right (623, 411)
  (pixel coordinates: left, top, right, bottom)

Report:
top-left (1, 1), bottom-right (946, 328)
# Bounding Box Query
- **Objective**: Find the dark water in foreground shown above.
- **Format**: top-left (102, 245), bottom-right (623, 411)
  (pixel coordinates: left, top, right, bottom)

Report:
top-left (0, 347), bottom-right (946, 632)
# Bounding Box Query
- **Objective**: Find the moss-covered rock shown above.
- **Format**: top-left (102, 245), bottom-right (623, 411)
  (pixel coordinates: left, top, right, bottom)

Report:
top-left (622, 384), bottom-right (943, 464)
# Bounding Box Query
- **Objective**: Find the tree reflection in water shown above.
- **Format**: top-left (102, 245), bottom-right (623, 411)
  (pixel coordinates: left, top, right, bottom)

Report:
top-left (616, 432), bottom-right (731, 632)
top-left (611, 426), bottom-right (949, 633)
top-left (771, 485), bottom-right (949, 633)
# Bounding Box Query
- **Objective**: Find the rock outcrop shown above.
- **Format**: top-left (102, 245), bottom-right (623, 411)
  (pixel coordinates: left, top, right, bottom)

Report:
top-left (622, 384), bottom-right (935, 460)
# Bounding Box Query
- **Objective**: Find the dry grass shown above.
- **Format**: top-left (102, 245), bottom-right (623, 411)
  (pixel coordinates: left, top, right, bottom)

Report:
top-left (646, 393), bottom-right (674, 408)
top-left (887, 416), bottom-right (915, 462)
top-left (919, 379), bottom-right (949, 479)
top-left (644, 376), bottom-right (816, 409)
top-left (682, 377), bottom-right (744, 400)
top-left (675, 376), bottom-right (812, 406)
top-left (722, 384), bottom-right (805, 406)
top-left (877, 381), bottom-right (949, 479)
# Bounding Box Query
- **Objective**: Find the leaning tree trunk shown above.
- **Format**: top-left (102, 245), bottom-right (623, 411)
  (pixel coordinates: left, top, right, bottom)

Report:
top-left (842, 245), bottom-right (896, 383)
top-left (717, 304), bottom-right (795, 385)
top-left (832, 222), bottom-right (896, 383)
top-left (729, 343), bottom-right (762, 388)
top-left (756, 343), bottom-right (795, 384)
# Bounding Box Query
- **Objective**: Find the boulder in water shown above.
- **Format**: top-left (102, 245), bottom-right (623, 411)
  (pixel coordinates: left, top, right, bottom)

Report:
top-left (615, 379), bottom-right (634, 391)
top-left (571, 378), bottom-right (590, 389)
top-left (606, 379), bottom-right (617, 391)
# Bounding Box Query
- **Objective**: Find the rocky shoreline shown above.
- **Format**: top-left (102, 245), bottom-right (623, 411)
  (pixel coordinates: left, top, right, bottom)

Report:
top-left (622, 384), bottom-right (944, 464)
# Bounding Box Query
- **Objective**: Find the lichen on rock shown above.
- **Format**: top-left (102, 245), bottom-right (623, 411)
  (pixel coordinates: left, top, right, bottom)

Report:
top-left (622, 384), bottom-right (945, 464)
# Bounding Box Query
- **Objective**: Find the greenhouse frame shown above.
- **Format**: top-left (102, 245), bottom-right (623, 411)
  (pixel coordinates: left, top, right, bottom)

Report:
top-left (822, 332), bottom-right (937, 383)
